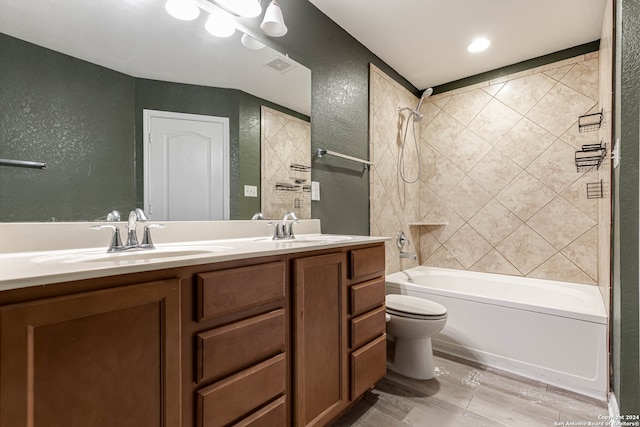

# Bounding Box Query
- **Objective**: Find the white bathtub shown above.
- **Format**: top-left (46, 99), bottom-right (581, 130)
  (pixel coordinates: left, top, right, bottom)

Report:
top-left (386, 266), bottom-right (608, 401)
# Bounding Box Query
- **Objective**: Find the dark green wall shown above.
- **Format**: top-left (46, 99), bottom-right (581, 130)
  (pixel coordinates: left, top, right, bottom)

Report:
top-left (612, 0), bottom-right (640, 413)
top-left (0, 33), bottom-right (135, 221)
top-left (247, 0), bottom-right (418, 234)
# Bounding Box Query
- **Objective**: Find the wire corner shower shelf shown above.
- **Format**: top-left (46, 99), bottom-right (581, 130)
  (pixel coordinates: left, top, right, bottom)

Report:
top-left (575, 143), bottom-right (606, 172)
top-left (578, 110), bottom-right (603, 133)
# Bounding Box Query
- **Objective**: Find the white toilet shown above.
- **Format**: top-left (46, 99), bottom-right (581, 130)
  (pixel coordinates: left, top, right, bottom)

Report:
top-left (385, 294), bottom-right (448, 380)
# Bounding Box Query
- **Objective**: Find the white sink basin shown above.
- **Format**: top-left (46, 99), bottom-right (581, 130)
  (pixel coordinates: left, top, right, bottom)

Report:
top-left (32, 246), bottom-right (231, 264)
top-left (256, 235), bottom-right (354, 243)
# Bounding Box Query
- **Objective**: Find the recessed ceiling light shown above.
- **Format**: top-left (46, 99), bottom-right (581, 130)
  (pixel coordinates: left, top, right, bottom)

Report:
top-left (468, 38), bottom-right (491, 53)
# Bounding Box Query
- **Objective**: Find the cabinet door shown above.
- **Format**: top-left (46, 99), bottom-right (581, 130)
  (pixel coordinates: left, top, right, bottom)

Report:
top-left (0, 279), bottom-right (181, 427)
top-left (293, 253), bottom-right (348, 427)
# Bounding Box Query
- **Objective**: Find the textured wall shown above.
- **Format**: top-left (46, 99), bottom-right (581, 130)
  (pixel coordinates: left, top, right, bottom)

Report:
top-left (371, 55), bottom-right (603, 285)
top-left (0, 34), bottom-right (135, 221)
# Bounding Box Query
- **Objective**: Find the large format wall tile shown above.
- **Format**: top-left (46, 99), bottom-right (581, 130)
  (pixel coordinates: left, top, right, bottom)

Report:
top-left (261, 106), bottom-right (311, 219)
top-left (370, 54), bottom-right (601, 286)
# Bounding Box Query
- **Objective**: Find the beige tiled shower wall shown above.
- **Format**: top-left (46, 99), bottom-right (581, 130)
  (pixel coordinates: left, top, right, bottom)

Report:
top-left (261, 106), bottom-right (311, 220)
top-left (598, 0), bottom-right (613, 310)
top-left (369, 66), bottom-right (422, 274)
top-left (370, 52), bottom-right (603, 285)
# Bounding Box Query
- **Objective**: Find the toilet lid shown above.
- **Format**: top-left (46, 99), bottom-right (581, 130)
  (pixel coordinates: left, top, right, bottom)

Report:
top-left (386, 294), bottom-right (447, 317)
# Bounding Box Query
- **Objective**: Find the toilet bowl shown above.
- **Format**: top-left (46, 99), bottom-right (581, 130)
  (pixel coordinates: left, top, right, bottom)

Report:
top-left (385, 294), bottom-right (447, 380)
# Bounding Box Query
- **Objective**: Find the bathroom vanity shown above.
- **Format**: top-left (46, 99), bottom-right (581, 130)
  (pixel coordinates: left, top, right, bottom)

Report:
top-left (0, 221), bottom-right (387, 427)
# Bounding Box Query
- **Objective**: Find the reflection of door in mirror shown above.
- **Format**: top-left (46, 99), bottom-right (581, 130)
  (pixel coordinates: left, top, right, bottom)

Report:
top-left (143, 110), bottom-right (229, 221)
top-left (260, 106), bottom-right (311, 220)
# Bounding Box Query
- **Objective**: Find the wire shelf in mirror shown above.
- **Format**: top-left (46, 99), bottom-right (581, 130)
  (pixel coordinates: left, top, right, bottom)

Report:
top-left (578, 110), bottom-right (603, 133)
top-left (575, 143), bottom-right (606, 172)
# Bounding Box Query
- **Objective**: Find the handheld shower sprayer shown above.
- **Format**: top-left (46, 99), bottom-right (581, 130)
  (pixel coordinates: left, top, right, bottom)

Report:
top-left (397, 87), bottom-right (434, 183)
top-left (413, 87), bottom-right (434, 121)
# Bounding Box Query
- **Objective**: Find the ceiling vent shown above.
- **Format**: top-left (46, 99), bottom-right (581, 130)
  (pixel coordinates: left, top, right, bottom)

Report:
top-left (264, 55), bottom-right (296, 74)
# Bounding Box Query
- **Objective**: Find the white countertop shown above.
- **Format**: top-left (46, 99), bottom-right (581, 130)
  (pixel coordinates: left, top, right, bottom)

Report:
top-left (0, 220), bottom-right (388, 291)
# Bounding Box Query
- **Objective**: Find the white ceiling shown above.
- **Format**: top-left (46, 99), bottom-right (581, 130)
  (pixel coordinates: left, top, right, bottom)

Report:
top-left (309, 0), bottom-right (607, 91)
top-left (0, 0), bottom-right (311, 115)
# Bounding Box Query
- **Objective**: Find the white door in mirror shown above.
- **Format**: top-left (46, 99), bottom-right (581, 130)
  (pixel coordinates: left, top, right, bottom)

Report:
top-left (144, 110), bottom-right (230, 220)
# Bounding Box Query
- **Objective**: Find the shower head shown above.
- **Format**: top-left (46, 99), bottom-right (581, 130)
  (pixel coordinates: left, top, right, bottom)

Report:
top-left (399, 87), bottom-right (434, 122)
top-left (415, 87), bottom-right (433, 112)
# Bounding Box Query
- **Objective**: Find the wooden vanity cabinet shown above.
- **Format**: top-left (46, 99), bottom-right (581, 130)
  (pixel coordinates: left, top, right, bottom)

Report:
top-left (0, 278), bottom-right (182, 427)
top-left (0, 241), bottom-right (386, 427)
top-left (291, 243), bottom-right (387, 427)
top-left (347, 245), bottom-right (387, 400)
top-left (190, 259), bottom-right (289, 427)
top-left (292, 252), bottom-right (348, 427)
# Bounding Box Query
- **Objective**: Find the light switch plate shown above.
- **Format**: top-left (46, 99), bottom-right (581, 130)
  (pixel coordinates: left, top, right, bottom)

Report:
top-left (244, 185), bottom-right (258, 197)
top-left (311, 181), bottom-right (320, 201)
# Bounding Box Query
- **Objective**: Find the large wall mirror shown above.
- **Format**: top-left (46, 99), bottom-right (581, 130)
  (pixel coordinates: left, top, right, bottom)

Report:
top-left (0, 0), bottom-right (311, 222)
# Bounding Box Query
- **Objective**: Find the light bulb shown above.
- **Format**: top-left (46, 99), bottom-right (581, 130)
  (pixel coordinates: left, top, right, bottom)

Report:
top-left (165, 0), bottom-right (200, 21)
top-left (205, 11), bottom-right (236, 38)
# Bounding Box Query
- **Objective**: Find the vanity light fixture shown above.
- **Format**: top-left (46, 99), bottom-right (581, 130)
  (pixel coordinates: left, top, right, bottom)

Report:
top-left (205, 10), bottom-right (236, 37)
top-left (165, 0), bottom-right (287, 41)
top-left (165, 0), bottom-right (200, 21)
top-left (467, 37), bottom-right (491, 53)
top-left (260, 0), bottom-right (288, 37)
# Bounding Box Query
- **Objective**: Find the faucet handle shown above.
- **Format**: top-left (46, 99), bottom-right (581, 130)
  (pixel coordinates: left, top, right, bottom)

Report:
top-left (286, 218), bottom-right (299, 238)
top-left (141, 223), bottom-right (165, 248)
top-left (106, 210), bottom-right (121, 221)
top-left (396, 231), bottom-right (410, 248)
top-left (268, 221), bottom-right (284, 240)
top-left (91, 224), bottom-right (123, 252)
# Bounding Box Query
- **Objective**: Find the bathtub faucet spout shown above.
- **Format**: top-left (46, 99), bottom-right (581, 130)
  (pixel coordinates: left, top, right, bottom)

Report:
top-left (400, 252), bottom-right (417, 260)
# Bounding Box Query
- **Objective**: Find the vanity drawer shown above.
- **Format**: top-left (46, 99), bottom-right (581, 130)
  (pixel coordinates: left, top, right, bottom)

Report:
top-left (349, 277), bottom-right (385, 316)
top-left (350, 306), bottom-right (386, 350)
top-left (196, 309), bottom-right (286, 383)
top-left (350, 334), bottom-right (386, 399)
top-left (232, 396), bottom-right (286, 427)
top-left (196, 261), bottom-right (286, 322)
top-left (349, 245), bottom-right (385, 281)
top-left (197, 353), bottom-right (286, 427)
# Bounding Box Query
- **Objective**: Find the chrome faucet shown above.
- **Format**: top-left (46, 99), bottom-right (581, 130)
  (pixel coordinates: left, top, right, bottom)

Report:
top-left (92, 208), bottom-right (164, 252)
top-left (251, 212), bottom-right (266, 220)
top-left (125, 209), bottom-right (148, 247)
top-left (271, 211), bottom-right (299, 240)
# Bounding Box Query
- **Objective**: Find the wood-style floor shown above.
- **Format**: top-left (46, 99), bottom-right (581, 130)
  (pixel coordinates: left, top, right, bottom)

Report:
top-left (333, 353), bottom-right (608, 426)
